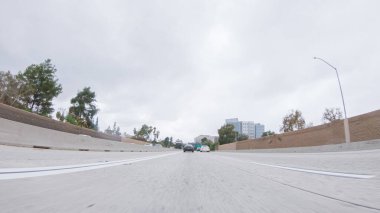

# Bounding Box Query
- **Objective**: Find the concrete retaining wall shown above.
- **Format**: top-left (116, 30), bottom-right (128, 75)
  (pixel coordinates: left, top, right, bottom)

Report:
top-left (218, 142), bottom-right (237, 151)
top-left (121, 137), bottom-right (149, 145)
top-left (0, 118), bottom-right (166, 152)
top-left (218, 109), bottom-right (380, 151)
top-left (0, 103), bottom-right (121, 142)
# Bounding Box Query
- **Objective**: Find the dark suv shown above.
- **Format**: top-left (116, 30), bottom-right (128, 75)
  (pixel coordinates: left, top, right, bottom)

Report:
top-left (183, 144), bottom-right (194, 152)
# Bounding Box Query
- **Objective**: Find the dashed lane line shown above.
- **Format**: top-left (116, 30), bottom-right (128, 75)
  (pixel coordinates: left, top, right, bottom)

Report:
top-left (0, 152), bottom-right (179, 180)
top-left (249, 161), bottom-right (375, 179)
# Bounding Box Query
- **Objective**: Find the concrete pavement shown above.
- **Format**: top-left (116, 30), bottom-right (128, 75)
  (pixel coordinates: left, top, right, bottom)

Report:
top-left (0, 146), bottom-right (379, 212)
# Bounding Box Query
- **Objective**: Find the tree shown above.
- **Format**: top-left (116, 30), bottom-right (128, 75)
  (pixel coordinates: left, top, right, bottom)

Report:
top-left (104, 125), bottom-right (113, 135)
top-left (104, 122), bottom-right (121, 136)
top-left (116, 127), bottom-right (121, 136)
top-left (201, 137), bottom-right (209, 145)
top-left (65, 113), bottom-right (79, 126)
top-left (113, 122), bottom-right (121, 136)
top-left (161, 137), bottom-right (173, 148)
top-left (69, 87), bottom-right (98, 129)
top-left (280, 110), bottom-right (305, 132)
top-left (152, 127), bottom-right (160, 145)
top-left (262, 131), bottom-right (275, 137)
top-left (210, 142), bottom-right (218, 151)
top-left (201, 137), bottom-right (217, 151)
top-left (55, 108), bottom-right (66, 122)
top-left (237, 134), bottom-right (249, 141)
top-left (133, 124), bottom-right (154, 141)
top-left (218, 124), bottom-right (237, 145)
top-left (322, 108), bottom-right (343, 123)
top-left (17, 59), bottom-right (62, 116)
top-left (94, 117), bottom-right (99, 131)
top-left (0, 71), bottom-right (27, 108)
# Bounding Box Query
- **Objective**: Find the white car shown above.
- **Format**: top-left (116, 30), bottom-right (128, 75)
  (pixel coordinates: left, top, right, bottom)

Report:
top-left (200, 145), bottom-right (210, 152)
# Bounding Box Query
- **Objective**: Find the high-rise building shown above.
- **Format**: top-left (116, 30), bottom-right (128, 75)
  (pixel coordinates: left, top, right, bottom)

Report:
top-left (241, 121), bottom-right (256, 139)
top-left (225, 118), bottom-right (241, 134)
top-left (225, 118), bottom-right (265, 139)
top-left (255, 123), bottom-right (265, 138)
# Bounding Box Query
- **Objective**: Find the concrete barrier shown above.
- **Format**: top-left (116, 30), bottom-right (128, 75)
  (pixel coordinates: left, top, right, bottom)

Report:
top-left (0, 118), bottom-right (168, 152)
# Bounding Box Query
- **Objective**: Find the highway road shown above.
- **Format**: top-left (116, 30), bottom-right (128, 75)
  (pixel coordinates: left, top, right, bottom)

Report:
top-left (0, 145), bottom-right (379, 213)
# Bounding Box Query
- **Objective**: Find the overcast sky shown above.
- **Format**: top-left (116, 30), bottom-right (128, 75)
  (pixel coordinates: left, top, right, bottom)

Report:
top-left (1, 0), bottom-right (379, 142)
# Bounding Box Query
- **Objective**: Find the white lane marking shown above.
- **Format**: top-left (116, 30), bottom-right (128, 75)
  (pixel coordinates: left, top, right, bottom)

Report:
top-left (0, 152), bottom-right (178, 180)
top-left (249, 161), bottom-right (375, 179)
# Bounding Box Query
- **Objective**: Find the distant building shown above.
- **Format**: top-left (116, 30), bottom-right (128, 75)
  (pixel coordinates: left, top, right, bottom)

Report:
top-left (225, 118), bottom-right (265, 139)
top-left (194, 135), bottom-right (218, 143)
top-left (174, 139), bottom-right (184, 149)
top-left (225, 118), bottom-right (241, 134)
top-left (241, 121), bottom-right (256, 139)
top-left (255, 123), bottom-right (265, 138)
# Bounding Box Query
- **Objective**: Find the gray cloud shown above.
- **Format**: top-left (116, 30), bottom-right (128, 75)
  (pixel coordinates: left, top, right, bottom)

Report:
top-left (1, 0), bottom-right (379, 141)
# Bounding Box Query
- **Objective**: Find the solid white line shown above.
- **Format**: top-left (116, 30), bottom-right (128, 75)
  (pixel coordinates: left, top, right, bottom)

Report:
top-left (0, 152), bottom-right (178, 180)
top-left (249, 161), bottom-right (375, 179)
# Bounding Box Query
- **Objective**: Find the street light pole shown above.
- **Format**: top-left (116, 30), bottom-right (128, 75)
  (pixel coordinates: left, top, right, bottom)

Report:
top-left (314, 57), bottom-right (350, 143)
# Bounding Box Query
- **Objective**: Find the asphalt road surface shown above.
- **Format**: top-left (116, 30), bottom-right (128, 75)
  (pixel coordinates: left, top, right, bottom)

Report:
top-left (0, 145), bottom-right (379, 213)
